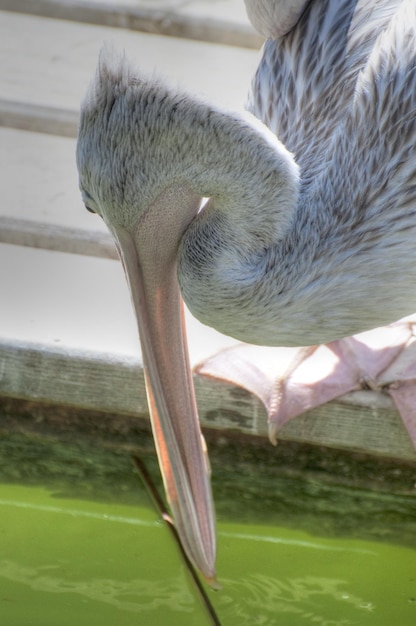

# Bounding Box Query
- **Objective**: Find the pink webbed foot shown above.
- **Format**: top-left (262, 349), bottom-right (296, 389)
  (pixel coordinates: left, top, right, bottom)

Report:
top-left (196, 318), bottom-right (416, 449)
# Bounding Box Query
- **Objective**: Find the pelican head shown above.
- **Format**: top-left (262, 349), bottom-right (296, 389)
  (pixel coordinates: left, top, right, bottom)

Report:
top-left (76, 50), bottom-right (219, 585)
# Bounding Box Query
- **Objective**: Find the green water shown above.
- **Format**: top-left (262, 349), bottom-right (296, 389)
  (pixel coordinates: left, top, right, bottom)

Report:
top-left (1, 482), bottom-right (415, 625)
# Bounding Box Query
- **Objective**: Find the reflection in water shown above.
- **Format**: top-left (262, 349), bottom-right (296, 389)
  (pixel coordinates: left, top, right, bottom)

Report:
top-left (0, 560), bottom-right (195, 614)
top-left (0, 559), bottom-right (376, 624)
top-left (218, 574), bottom-right (374, 625)
top-left (0, 499), bottom-right (155, 527)
top-left (219, 530), bottom-right (376, 554)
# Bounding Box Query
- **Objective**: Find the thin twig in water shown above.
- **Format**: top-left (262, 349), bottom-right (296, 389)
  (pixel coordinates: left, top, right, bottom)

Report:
top-left (132, 456), bottom-right (222, 626)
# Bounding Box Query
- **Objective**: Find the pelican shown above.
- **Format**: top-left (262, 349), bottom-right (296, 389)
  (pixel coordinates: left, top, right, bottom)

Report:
top-left (76, 0), bottom-right (416, 586)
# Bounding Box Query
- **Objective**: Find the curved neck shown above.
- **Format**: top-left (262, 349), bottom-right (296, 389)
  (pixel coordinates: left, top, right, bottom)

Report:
top-left (174, 109), bottom-right (302, 342)
top-left (187, 110), bottom-right (300, 251)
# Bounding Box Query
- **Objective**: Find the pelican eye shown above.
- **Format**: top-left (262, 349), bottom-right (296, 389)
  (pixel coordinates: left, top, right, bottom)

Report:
top-left (80, 188), bottom-right (99, 215)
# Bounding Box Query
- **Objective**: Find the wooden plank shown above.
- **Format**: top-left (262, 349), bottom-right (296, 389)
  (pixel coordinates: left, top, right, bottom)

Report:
top-left (0, 126), bottom-right (117, 256)
top-left (195, 378), bottom-right (416, 461)
top-left (0, 127), bottom-right (114, 256)
top-left (1, 337), bottom-right (415, 461)
top-left (0, 217), bottom-right (116, 259)
top-left (0, 339), bottom-right (148, 415)
top-left (0, 100), bottom-right (78, 138)
top-left (279, 395), bottom-right (416, 461)
top-left (0, 243), bottom-right (237, 361)
top-left (0, 0), bottom-right (263, 49)
top-left (0, 128), bottom-right (109, 254)
top-left (0, 128), bottom-right (105, 234)
top-left (0, 11), bottom-right (259, 136)
top-left (0, 244), bottom-right (140, 356)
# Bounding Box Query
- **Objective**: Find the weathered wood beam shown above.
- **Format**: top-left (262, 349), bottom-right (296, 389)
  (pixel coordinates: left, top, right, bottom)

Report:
top-left (0, 100), bottom-right (78, 138)
top-left (0, 0), bottom-right (263, 48)
top-left (1, 339), bottom-right (415, 461)
top-left (0, 217), bottom-right (117, 259)
top-left (0, 12), bottom-right (259, 135)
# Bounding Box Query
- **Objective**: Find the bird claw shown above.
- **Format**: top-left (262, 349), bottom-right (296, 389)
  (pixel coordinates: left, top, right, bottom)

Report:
top-left (268, 421), bottom-right (279, 446)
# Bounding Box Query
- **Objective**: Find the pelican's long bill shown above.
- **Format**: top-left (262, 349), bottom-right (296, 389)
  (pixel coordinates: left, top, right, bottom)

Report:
top-left (106, 191), bottom-right (218, 587)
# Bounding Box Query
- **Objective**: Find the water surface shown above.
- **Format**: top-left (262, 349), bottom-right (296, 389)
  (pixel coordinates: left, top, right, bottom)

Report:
top-left (1, 481), bottom-right (415, 625)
